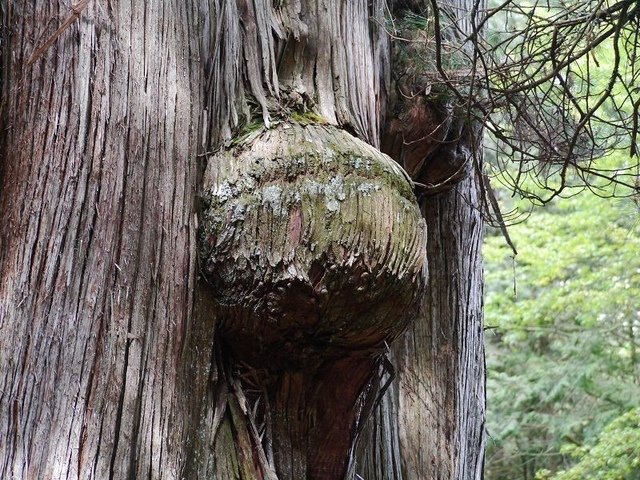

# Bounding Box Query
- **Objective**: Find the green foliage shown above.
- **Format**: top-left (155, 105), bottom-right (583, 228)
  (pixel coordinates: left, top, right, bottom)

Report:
top-left (484, 158), bottom-right (640, 479)
top-left (540, 408), bottom-right (640, 480)
top-left (482, 2), bottom-right (639, 478)
top-left (290, 111), bottom-right (328, 125)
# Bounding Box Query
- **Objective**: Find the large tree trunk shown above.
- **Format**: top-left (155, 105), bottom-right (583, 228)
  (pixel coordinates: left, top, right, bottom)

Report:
top-left (0, 1), bottom-right (485, 479)
top-left (194, 121), bottom-right (426, 480)
top-left (396, 174), bottom-right (485, 480)
top-left (356, 160), bottom-right (486, 480)
top-left (0, 2), bottom-right (204, 478)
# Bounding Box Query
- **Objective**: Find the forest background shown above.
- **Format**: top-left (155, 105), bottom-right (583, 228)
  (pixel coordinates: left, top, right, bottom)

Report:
top-left (484, 156), bottom-right (639, 480)
top-left (481, 1), bottom-right (639, 478)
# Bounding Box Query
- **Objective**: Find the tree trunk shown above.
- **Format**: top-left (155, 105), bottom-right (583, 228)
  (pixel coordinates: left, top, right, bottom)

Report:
top-left (356, 1), bottom-right (487, 479)
top-left (396, 173), bottom-right (486, 480)
top-left (0, 1), bottom-right (485, 479)
top-left (195, 121), bottom-right (426, 480)
top-left (193, 2), bottom-right (429, 478)
top-left (356, 169), bottom-right (486, 480)
top-left (0, 2), bottom-right (205, 478)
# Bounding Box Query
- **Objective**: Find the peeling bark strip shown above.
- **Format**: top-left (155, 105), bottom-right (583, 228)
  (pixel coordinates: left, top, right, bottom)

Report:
top-left (203, 0), bottom-right (391, 147)
top-left (26, 0), bottom-right (92, 66)
top-left (0, 2), bottom-right (203, 478)
top-left (197, 121), bottom-right (427, 479)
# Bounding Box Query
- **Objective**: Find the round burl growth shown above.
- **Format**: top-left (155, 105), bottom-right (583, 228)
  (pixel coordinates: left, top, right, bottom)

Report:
top-left (198, 122), bottom-right (427, 366)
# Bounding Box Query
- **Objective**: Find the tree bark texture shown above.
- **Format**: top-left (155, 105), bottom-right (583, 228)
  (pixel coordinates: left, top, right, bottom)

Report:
top-left (356, 1), bottom-right (487, 479)
top-left (396, 173), bottom-right (486, 480)
top-left (0, 2), bottom-right (204, 478)
top-left (203, 0), bottom-right (390, 148)
top-left (197, 2), bottom-right (429, 479)
top-left (356, 169), bottom-right (486, 480)
top-left (0, 1), bottom-right (486, 479)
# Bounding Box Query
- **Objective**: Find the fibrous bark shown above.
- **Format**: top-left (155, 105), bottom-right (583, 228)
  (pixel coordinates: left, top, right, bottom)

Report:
top-left (0, 0), bottom-right (486, 479)
top-left (395, 171), bottom-right (485, 480)
top-left (357, 2), bottom-right (487, 479)
top-left (203, 0), bottom-right (390, 147)
top-left (199, 122), bottom-right (426, 364)
top-left (200, 0), bottom-right (428, 478)
top-left (357, 171), bottom-right (486, 480)
top-left (197, 121), bottom-right (427, 479)
top-left (0, 2), bottom-right (204, 478)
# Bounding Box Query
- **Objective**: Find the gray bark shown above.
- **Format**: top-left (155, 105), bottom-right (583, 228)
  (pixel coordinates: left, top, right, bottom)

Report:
top-left (203, 0), bottom-right (390, 148)
top-left (356, 171), bottom-right (486, 480)
top-left (395, 173), bottom-right (486, 480)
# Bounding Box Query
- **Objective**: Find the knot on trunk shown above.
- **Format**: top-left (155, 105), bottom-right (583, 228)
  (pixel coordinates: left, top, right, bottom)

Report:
top-left (198, 122), bottom-right (427, 368)
top-left (383, 96), bottom-right (473, 194)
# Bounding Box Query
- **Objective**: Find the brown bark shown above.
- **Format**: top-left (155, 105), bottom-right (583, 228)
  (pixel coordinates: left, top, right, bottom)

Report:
top-left (199, 123), bottom-right (426, 362)
top-left (196, 3), bottom-right (429, 479)
top-left (0, 2), bottom-right (204, 478)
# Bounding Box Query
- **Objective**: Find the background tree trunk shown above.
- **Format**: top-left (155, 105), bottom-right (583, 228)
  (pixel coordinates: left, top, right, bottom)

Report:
top-left (396, 173), bottom-right (485, 480)
top-left (357, 1), bottom-right (487, 478)
top-left (356, 169), bottom-right (486, 480)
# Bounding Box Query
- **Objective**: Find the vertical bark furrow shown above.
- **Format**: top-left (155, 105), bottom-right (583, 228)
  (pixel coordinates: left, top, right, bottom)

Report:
top-left (394, 174), bottom-right (485, 480)
top-left (205, 0), bottom-right (390, 148)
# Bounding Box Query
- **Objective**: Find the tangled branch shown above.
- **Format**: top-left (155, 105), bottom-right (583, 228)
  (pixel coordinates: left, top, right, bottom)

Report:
top-left (394, 0), bottom-right (640, 204)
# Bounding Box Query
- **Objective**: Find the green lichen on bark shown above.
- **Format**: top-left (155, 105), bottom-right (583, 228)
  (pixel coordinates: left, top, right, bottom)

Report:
top-left (198, 122), bottom-right (427, 367)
